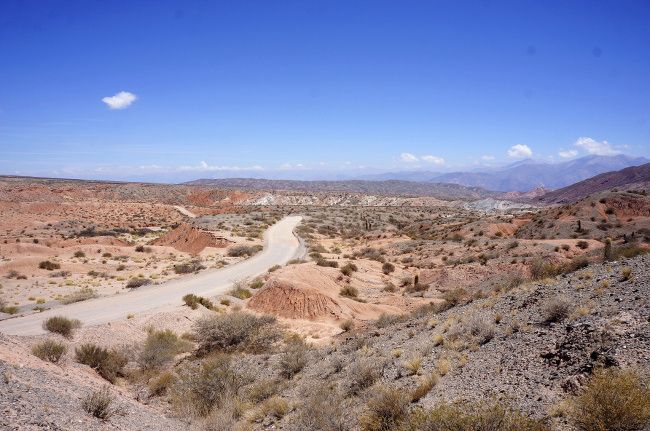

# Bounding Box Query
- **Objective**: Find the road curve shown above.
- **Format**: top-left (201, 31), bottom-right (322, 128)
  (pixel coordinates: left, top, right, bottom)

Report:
top-left (0, 215), bottom-right (303, 336)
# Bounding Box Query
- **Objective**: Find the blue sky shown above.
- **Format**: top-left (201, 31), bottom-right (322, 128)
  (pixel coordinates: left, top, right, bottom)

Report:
top-left (1, 0), bottom-right (649, 182)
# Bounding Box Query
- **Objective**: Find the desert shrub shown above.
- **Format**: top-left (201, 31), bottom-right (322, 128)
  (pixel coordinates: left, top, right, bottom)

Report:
top-left (576, 240), bottom-right (589, 250)
top-left (61, 288), bottom-right (97, 304)
top-left (148, 371), bottom-right (176, 397)
top-left (138, 329), bottom-right (191, 370)
top-left (340, 262), bottom-right (358, 276)
top-left (245, 378), bottom-right (283, 402)
top-left (39, 260), bottom-right (60, 270)
top-left (279, 341), bottom-right (309, 379)
top-left (42, 316), bottom-right (81, 338)
top-left (126, 277), bottom-right (151, 289)
top-left (436, 288), bottom-right (466, 311)
top-left (73, 250), bottom-right (86, 258)
top-left (541, 296), bottom-right (572, 324)
top-left (227, 244), bottom-right (261, 257)
top-left (294, 387), bottom-right (349, 431)
top-left (194, 312), bottom-right (281, 354)
top-left (182, 293), bottom-right (214, 310)
top-left (75, 343), bottom-right (127, 383)
top-left (613, 245), bottom-right (649, 260)
top-left (566, 367), bottom-right (650, 431)
top-left (620, 266), bottom-right (632, 281)
top-left (403, 355), bottom-right (422, 376)
top-left (374, 313), bottom-right (403, 328)
top-left (359, 385), bottom-right (410, 431)
top-left (530, 256), bottom-right (588, 280)
top-left (82, 386), bottom-right (120, 420)
top-left (268, 264), bottom-right (281, 272)
top-left (381, 262), bottom-right (395, 275)
top-left (173, 259), bottom-right (205, 274)
top-left (466, 316), bottom-right (496, 345)
top-left (260, 395), bottom-right (290, 419)
top-left (229, 285), bottom-right (252, 299)
top-left (134, 245), bottom-right (145, 252)
top-left (249, 278), bottom-right (265, 289)
top-left (340, 285), bottom-right (359, 298)
top-left (172, 355), bottom-right (246, 417)
top-left (383, 282), bottom-right (397, 293)
top-left (316, 258), bottom-right (339, 268)
top-left (400, 401), bottom-right (548, 431)
top-left (32, 339), bottom-right (67, 363)
top-left (347, 359), bottom-right (382, 396)
top-left (411, 373), bottom-right (438, 402)
top-left (340, 318), bottom-right (354, 331)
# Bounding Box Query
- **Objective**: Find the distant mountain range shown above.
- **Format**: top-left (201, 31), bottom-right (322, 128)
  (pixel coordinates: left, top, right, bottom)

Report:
top-left (537, 162), bottom-right (650, 203)
top-left (184, 178), bottom-right (497, 200)
top-left (356, 155), bottom-right (649, 192)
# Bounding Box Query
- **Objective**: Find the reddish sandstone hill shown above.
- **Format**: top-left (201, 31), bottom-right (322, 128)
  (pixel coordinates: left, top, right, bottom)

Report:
top-left (538, 163), bottom-right (650, 204)
top-left (247, 265), bottom-right (402, 322)
top-left (151, 223), bottom-right (233, 254)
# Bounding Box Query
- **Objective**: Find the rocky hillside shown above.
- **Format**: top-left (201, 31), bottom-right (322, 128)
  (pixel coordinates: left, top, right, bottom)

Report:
top-left (184, 178), bottom-right (497, 200)
top-left (538, 163), bottom-right (650, 204)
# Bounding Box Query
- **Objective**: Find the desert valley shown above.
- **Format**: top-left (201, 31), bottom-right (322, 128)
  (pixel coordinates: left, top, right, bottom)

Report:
top-left (1, 162), bottom-right (649, 430)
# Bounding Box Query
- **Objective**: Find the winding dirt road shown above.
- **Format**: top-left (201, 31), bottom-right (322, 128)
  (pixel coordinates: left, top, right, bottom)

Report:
top-left (0, 216), bottom-right (303, 336)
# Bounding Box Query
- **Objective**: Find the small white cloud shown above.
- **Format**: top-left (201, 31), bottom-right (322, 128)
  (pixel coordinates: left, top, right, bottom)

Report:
top-left (574, 137), bottom-right (619, 156)
top-left (507, 144), bottom-right (533, 159)
top-left (558, 149), bottom-right (578, 158)
top-left (421, 155), bottom-right (445, 165)
top-left (101, 91), bottom-right (137, 110)
top-left (178, 161), bottom-right (263, 172)
top-left (400, 152), bottom-right (418, 162)
top-left (481, 155), bottom-right (495, 161)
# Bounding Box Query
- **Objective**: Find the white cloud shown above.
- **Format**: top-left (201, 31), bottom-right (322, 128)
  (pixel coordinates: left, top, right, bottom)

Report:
top-left (400, 152), bottom-right (418, 162)
top-left (507, 144), bottom-right (533, 159)
top-left (574, 137), bottom-right (619, 156)
top-left (101, 91), bottom-right (137, 110)
top-left (558, 149), bottom-right (578, 158)
top-left (178, 161), bottom-right (263, 172)
top-left (421, 155), bottom-right (445, 165)
top-left (481, 155), bottom-right (495, 161)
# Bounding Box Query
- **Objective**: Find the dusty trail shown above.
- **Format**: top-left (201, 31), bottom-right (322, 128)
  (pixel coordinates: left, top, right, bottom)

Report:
top-left (0, 216), bottom-right (303, 336)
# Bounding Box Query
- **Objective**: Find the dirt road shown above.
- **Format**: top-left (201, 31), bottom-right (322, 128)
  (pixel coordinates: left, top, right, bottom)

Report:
top-left (0, 216), bottom-right (303, 336)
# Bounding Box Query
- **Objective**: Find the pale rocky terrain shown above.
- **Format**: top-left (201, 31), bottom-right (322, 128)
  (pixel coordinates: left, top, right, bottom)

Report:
top-left (1, 176), bottom-right (649, 431)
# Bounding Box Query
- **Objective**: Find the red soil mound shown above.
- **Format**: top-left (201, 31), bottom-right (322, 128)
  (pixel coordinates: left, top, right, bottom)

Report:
top-left (152, 223), bottom-right (233, 254)
top-left (248, 279), bottom-right (346, 320)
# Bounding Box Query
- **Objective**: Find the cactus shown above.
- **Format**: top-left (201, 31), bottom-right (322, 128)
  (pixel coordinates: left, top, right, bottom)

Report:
top-left (603, 237), bottom-right (613, 261)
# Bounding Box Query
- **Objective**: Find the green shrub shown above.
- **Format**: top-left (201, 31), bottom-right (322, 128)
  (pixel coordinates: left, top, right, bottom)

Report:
top-left (541, 296), bottom-right (572, 324)
top-left (39, 260), bottom-right (61, 270)
top-left (382, 262), bottom-right (395, 274)
top-left (75, 343), bottom-right (127, 383)
top-left (340, 262), bottom-right (358, 276)
top-left (173, 259), bottom-right (206, 274)
top-left (82, 386), bottom-right (119, 420)
top-left (172, 355), bottom-right (246, 417)
top-left (194, 312), bottom-right (281, 354)
top-left (126, 277), bottom-right (151, 288)
top-left (359, 385), bottom-right (409, 431)
top-left (279, 341), bottom-right (308, 379)
top-left (61, 288), bottom-right (97, 304)
top-left (182, 293), bottom-right (215, 310)
top-left (42, 316), bottom-right (81, 338)
top-left (32, 339), bottom-right (67, 363)
top-left (227, 245), bottom-right (262, 257)
top-left (567, 368), bottom-right (650, 431)
top-left (400, 401), bottom-right (548, 431)
top-left (340, 285), bottom-right (359, 298)
top-left (138, 329), bottom-right (191, 370)
top-left (316, 258), bottom-right (339, 268)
